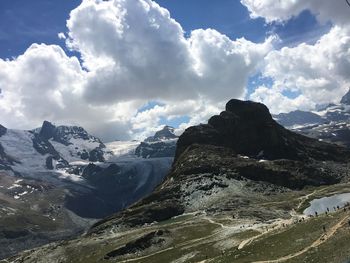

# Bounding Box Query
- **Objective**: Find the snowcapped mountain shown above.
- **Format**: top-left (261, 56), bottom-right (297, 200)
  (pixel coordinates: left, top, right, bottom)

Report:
top-left (145, 125), bottom-right (177, 142)
top-left (0, 121), bottom-right (174, 259)
top-left (135, 125), bottom-right (178, 158)
top-left (273, 89), bottom-right (350, 148)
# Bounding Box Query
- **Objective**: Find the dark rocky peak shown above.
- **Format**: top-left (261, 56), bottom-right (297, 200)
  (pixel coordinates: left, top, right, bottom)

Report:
top-left (145, 126), bottom-right (177, 143)
top-left (39, 121), bottom-right (56, 140)
top-left (37, 121), bottom-right (104, 147)
top-left (0, 125), bottom-right (7, 137)
top-left (340, 88), bottom-right (350, 105)
top-left (273, 110), bottom-right (325, 127)
top-left (225, 99), bottom-right (273, 124)
top-left (176, 99), bottom-right (350, 162)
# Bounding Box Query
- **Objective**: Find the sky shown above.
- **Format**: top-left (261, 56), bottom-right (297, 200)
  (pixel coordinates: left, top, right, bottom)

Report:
top-left (0, 0), bottom-right (349, 141)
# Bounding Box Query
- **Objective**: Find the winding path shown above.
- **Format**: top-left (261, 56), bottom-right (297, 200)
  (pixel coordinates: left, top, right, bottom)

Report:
top-left (252, 214), bottom-right (349, 263)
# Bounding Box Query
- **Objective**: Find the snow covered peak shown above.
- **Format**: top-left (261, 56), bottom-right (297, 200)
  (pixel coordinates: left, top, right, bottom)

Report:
top-left (36, 121), bottom-right (104, 147)
top-left (145, 125), bottom-right (177, 143)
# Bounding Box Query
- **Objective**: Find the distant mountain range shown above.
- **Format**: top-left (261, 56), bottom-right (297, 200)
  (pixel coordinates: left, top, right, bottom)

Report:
top-left (273, 89), bottom-right (350, 147)
top-left (0, 123), bottom-right (175, 259)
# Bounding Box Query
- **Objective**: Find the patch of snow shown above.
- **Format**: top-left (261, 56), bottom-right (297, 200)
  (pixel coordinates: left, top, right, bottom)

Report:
top-left (8, 184), bottom-right (21, 189)
top-left (50, 138), bottom-right (100, 163)
top-left (105, 140), bottom-right (141, 161)
top-left (0, 129), bottom-right (48, 174)
top-left (56, 169), bottom-right (84, 182)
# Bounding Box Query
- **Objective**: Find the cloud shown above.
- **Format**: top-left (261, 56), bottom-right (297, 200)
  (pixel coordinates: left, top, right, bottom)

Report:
top-left (66, 0), bottom-right (274, 105)
top-left (241, 0), bottom-right (350, 25)
top-left (0, 43), bottom-right (142, 140)
top-left (0, 0), bottom-right (275, 140)
top-left (250, 86), bottom-right (315, 114)
top-left (240, 0), bottom-right (350, 113)
top-left (58, 32), bottom-right (66, 40)
top-left (250, 26), bottom-right (350, 113)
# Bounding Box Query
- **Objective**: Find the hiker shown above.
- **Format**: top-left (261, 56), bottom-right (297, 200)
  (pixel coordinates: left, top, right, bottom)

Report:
top-left (315, 211), bottom-right (318, 217)
top-left (323, 225), bottom-right (326, 232)
top-left (327, 207), bottom-right (330, 212)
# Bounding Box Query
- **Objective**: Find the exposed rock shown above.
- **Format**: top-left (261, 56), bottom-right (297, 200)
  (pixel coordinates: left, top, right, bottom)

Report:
top-left (0, 125), bottom-right (7, 137)
top-left (176, 99), bottom-right (350, 162)
top-left (45, 156), bottom-right (54, 170)
top-left (32, 134), bottom-right (60, 157)
top-left (39, 121), bottom-right (56, 140)
top-left (88, 148), bottom-right (105, 162)
top-left (104, 230), bottom-right (170, 259)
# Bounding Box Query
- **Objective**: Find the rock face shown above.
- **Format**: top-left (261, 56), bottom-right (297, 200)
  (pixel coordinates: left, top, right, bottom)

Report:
top-left (0, 125), bottom-right (7, 137)
top-left (0, 124), bottom-right (14, 170)
top-left (135, 126), bottom-right (178, 158)
top-left (90, 99), bottom-right (350, 234)
top-left (176, 99), bottom-right (349, 162)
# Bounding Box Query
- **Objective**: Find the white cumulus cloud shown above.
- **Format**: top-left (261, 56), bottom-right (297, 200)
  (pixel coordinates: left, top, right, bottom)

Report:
top-left (241, 0), bottom-right (350, 25)
top-left (250, 26), bottom-right (350, 113)
top-left (0, 0), bottom-right (275, 140)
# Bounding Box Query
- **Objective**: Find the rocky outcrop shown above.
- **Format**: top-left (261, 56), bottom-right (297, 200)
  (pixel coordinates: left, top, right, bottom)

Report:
top-left (104, 230), bottom-right (170, 259)
top-left (176, 99), bottom-right (350, 162)
top-left (0, 125), bottom-right (7, 137)
top-left (0, 126), bottom-right (14, 169)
